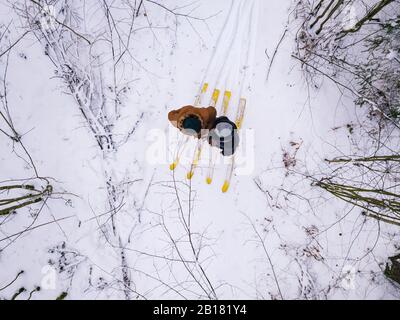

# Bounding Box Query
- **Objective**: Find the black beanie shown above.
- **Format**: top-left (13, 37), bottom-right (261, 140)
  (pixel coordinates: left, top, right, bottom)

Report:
top-left (182, 116), bottom-right (202, 135)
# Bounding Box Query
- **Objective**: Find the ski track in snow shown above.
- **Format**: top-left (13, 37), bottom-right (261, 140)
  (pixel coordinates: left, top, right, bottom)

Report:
top-left (0, 0), bottom-right (399, 300)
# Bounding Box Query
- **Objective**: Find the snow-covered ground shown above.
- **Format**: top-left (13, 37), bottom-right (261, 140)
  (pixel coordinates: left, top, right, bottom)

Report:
top-left (1, 0), bottom-right (399, 300)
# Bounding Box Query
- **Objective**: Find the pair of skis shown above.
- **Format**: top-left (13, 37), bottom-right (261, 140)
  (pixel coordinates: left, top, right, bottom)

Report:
top-left (186, 86), bottom-right (220, 180)
top-left (219, 97), bottom-right (246, 193)
top-left (168, 81), bottom-right (216, 172)
top-left (204, 91), bottom-right (246, 193)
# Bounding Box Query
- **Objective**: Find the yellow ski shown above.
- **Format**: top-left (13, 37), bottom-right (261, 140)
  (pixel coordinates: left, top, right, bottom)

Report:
top-left (186, 88), bottom-right (220, 180)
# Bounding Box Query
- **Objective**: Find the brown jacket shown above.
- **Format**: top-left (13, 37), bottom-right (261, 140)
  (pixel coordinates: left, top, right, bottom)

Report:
top-left (168, 106), bottom-right (217, 133)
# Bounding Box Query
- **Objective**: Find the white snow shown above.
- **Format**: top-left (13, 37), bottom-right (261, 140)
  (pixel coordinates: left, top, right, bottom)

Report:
top-left (0, 0), bottom-right (399, 300)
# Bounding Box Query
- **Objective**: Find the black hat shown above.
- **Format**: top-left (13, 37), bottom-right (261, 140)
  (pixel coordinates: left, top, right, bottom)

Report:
top-left (182, 116), bottom-right (202, 136)
top-left (208, 116), bottom-right (239, 156)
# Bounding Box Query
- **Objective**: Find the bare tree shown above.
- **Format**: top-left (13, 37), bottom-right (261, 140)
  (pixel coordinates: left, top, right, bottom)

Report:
top-left (293, 0), bottom-right (400, 228)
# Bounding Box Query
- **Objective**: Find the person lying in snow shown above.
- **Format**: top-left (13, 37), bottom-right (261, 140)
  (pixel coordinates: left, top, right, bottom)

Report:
top-left (168, 105), bottom-right (239, 156)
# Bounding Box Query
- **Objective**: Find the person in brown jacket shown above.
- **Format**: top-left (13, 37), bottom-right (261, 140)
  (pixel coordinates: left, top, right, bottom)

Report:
top-left (168, 105), bottom-right (217, 138)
